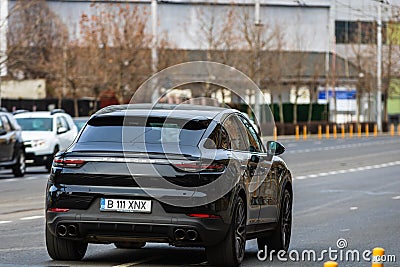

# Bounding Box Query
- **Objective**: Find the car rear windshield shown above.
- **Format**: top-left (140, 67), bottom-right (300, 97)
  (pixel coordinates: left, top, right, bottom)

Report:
top-left (16, 118), bottom-right (53, 131)
top-left (78, 116), bottom-right (211, 146)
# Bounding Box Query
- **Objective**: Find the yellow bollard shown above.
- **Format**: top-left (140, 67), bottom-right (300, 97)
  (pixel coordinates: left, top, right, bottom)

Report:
top-left (390, 124), bottom-right (395, 136)
top-left (303, 125), bottom-right (307, 141)
top-left (374, 124), bottom-right (378, 137)
top-left (324, 261), bottom-right (338, 267)
top-left (333, 125), bottom-right (337, 139)
top-left (326, 125), bottom-right (330, 139)
top-left (295, 125), bottom-right (300, 141)
top-left (366, 124), bottom-right (369, 137)
top-left (273, 126), bottom-right (277, 141)
top-left (341, 124), bottom-right (345, 139)
top-left (349, 124), bottom-right (354, 138)
top-left (398, 124), bottom-right (400, 136)
top-left (358, 124), bottom-right (362, 138)
top-left (318, 125), bottom-right (322, 140)
top-left (372, 247), bottom-right (385, 267)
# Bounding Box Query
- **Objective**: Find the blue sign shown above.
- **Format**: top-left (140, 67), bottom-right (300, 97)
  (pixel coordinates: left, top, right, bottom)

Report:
top-left (318, 90), bottom-right (356, 100)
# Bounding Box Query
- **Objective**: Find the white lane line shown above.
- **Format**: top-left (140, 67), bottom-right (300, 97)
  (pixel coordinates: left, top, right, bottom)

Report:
top-left (113, 255), bottom-right (163, 267)
top-left (340, 229), bottom-right (350, 232)
top-left (294, 161), bottom-right (400, 180)
top-left (350, 206), bottom-right (358, 210)
top-left (0, 246), bottom-right (45, 252)
top-left (0, 221), bottom-right (12, 224)
top-left (19, 215), bottom-right (44, 221)
top-left (287, 139), bottom-right (399, 154)
top-left (392, 196), bottom-right (400, 200)
top-left (25, 176), bottom-right (39, 180)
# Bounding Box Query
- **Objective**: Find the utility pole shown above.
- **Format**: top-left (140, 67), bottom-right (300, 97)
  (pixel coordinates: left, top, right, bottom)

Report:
top-left (0, 0), bottom-right (9, 108)
top-left (151, 0), bottom-right (158, 74)
top-left (150, 0), bottom-right (159, 104)
top-left (377, 0), bottom-right (383, 132)
top-left (254, 0), bottom-right (262, 125)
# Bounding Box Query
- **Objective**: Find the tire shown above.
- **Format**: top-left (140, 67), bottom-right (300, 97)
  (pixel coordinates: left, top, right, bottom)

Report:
top-left (45, 226), bottom-right (87, 261)
top-left (12, 150), bottom-right (25, 177)
top-left (257, 189), bottom-right (292, 252)
top-left (114, 242), bottom-right (146, 249)
top-left (46, 147), bottom-right (59, 171)
top-left (206, 197), bottom-right (246, 267)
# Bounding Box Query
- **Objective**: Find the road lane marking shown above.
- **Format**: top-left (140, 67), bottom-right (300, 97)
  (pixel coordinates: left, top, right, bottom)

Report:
top-left (294, 161), bottom-right (400, 180)
top-left (19, 215), bottom-right (44, 221)
top-left (0, 246), bottom-right (45, 252)
top-left (287, 139), bottom-right (399, 154)
top-left (350, 206), bottom-right (358, 210)
top-left (0, 220), bottom-right (12, 224)
top-left (392, 196), bottom-right (400, 200)
top-left (113, 255), bottom-right (163, 267)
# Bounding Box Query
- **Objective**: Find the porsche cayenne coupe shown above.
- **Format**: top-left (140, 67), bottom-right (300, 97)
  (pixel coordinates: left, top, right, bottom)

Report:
top-left (45, 104), bottom-right (293, 267)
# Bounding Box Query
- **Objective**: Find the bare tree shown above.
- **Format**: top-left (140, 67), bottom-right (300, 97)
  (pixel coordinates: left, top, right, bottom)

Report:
top-left (6, 0), bottom-right (68, 95)
top-left (79, 3), bottom-right (153, 104)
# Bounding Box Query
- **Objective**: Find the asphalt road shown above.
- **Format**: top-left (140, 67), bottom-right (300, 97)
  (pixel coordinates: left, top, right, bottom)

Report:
top-left (0, 136), bottom-right (399, 267)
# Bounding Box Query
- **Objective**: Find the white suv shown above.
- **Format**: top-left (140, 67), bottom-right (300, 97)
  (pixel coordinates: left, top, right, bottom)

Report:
top-left (14, 110), bottom-right (77, 170)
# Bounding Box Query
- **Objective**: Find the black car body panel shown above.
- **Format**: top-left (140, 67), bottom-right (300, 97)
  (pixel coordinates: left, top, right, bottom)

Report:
top-left (45, 104), bottom-right (292, 259)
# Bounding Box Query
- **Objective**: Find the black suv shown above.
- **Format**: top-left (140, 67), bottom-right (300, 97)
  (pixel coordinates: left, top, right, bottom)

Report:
top-left (45, 104), bottom-right (293, 267)
top-left (0, 110), bottom-right (25, 177)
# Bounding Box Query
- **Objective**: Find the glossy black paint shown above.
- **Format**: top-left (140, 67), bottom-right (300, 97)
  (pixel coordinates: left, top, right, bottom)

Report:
top-left (45, 104), bottom-right (292, 249)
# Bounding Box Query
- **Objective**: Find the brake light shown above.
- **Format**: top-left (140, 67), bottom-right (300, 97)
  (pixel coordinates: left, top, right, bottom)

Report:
top-left (53, 158), bottom-right (86, 168)
top-left (187, 213), bottom-right (221, 219)
top-left (173, 162), bottom-right (225, 172)
top-left (47, 208), bottom-right (70, 212)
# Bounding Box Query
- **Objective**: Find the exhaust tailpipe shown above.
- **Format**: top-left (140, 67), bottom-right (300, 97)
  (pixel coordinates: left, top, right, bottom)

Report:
top-left (67, 225), bottom-right (78, 237)
top-left (186, 229), bottom-right (198, 241)
top-left (56, 224), bottom-right (67, 237)
top-left (174, 228), bottom-right (186, 240)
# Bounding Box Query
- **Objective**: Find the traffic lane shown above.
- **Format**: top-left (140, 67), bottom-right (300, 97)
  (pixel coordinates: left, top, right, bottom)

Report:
top-left (0, 168), bottom-right (48, 217)
top-left (277, 136), bottom-right (398, 152)
top-left (281, 137), bottom-right (400, 177)
top-left (291, 165), bottom-right (400, 259)
top-left (0, 145), bottom-right (399, 266)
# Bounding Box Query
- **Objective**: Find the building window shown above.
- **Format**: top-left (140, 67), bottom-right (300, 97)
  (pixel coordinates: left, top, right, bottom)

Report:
top-left (335, 20), bottom-right (387, 44)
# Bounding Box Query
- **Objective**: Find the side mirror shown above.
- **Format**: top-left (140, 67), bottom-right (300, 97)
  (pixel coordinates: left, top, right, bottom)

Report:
top-left (57, 127), bottom-right (68, 134)
top-left (0, 129), bottom-right (7, 136)
top-left (266, 141), bottom-right (285, 156)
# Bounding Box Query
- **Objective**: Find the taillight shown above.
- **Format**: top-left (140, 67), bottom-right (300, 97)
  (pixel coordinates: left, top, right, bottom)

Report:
top-left (187, 213), bottom-right (221, 219)
top-left (53, 158), bottom-right (86, 168)
top-left (173, 162), bottom-right (225, 172)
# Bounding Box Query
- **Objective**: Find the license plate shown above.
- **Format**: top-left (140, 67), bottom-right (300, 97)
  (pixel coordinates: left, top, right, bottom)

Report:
top-left (100, 198), bottom-right (152, 213)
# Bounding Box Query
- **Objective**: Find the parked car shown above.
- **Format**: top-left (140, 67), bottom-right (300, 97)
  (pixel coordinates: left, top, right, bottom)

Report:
top-left (72, 117), bottom-right (89, 132)
top-left (0, 111), bottom-right (25, 177)
top-left (14, 110), bottom-right (78, 171)
top-left (45, 104), bottom-right (293, 267)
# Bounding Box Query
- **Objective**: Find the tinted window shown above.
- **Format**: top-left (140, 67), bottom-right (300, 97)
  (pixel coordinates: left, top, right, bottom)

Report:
top-left (1, 116), bottom-right (11, 132)
top-left (222, 115), bottom-right (248, 151)
top-left (204, 124), bottom-right (231, 150)
top-left (0, 116), bottom-right (4, 131)
top-left (238, 115), bottom-right (264, 152)
top-left (78, 115), bottom-right (210, 147)
top-left (16, 118), bottom-right (53, 131)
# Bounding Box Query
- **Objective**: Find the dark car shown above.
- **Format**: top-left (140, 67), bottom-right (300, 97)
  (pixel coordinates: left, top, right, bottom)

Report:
top-left (0, 111), bottom-right (26, 177)
top-left (45, 104), bottom-right (293, 267)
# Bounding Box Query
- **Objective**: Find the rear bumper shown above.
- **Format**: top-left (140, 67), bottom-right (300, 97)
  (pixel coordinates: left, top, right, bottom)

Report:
top-left (46, 204), bottom-right (229, 247)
